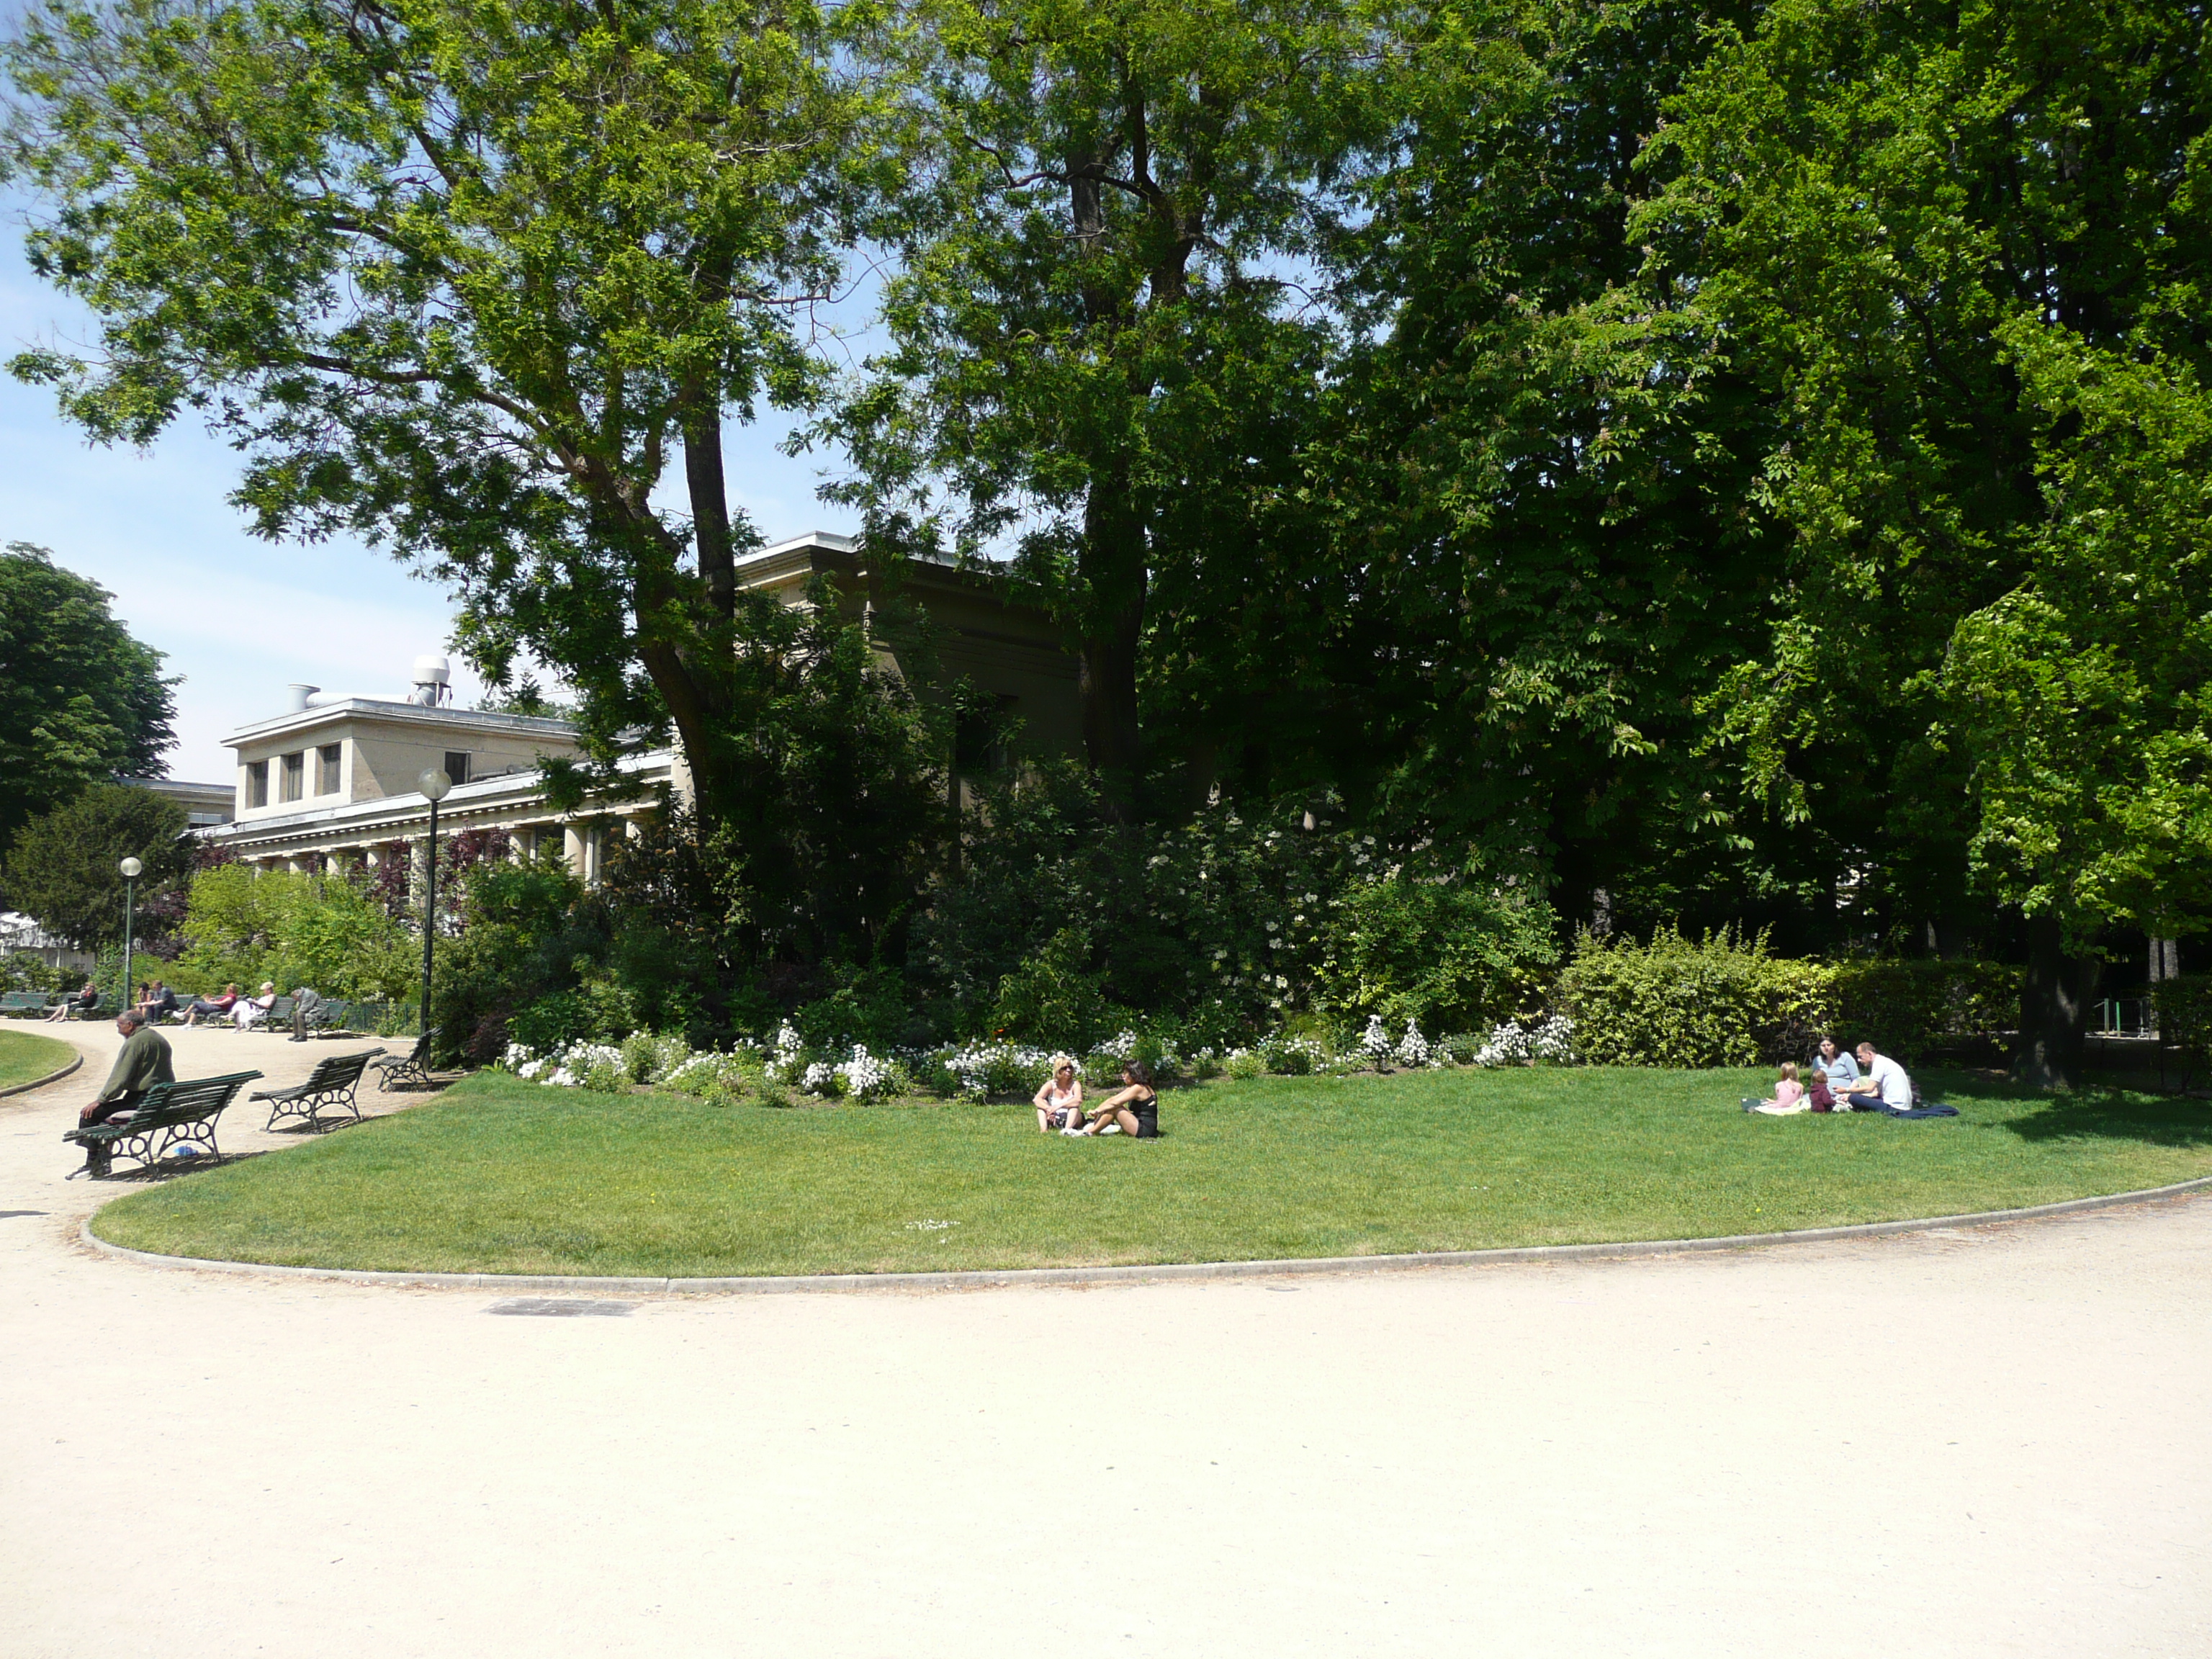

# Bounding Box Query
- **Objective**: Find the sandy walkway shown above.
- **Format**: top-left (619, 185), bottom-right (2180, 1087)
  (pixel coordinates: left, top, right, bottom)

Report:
top-left (2, 1028), bottom-right (2207, 1657)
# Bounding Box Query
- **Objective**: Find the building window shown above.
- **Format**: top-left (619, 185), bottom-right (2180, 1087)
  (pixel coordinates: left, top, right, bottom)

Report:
top-left (280, 750), bottom-right (305, 803)
top-left (246, 760), bottom-right (269, 809)
top-left (318, 743), bottom-right (342, 796)
top-left (443, 751), bottom-right (472, 786)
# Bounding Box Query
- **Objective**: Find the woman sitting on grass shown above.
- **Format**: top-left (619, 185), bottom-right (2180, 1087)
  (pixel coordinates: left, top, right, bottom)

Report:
top-left (1069, 1061), bottom-right (1159, 1139)
top-left (1034, 1054), bottom-right (1084, 1134)
top-left (1744, 1061), bottom-right (1808, 1115)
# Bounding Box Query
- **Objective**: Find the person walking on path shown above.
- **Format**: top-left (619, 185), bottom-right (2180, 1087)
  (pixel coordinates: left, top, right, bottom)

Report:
top-left (68, 1010), bottom-right (174, 1178)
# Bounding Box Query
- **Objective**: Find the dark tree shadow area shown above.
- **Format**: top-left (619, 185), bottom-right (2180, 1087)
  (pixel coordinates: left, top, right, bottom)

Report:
top-left (1918, 1069), bottom-right (2212, 1148)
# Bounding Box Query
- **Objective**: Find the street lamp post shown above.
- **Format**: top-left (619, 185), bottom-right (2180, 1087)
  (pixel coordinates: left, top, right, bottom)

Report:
top-left (118, 856), bottom-right (143, 1011)
top-left (416, 769), bottom-right (452, 1039)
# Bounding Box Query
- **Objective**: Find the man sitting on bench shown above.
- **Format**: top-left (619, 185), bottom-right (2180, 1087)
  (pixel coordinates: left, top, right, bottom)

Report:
top-left (70, 1010), bottom-right (175, 1179)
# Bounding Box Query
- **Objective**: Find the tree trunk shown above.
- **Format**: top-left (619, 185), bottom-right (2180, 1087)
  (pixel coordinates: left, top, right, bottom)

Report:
top-left (2013, 914), bottom-right (2101, 1089)
top-left (1077, 479), bottom-right (1147, 815)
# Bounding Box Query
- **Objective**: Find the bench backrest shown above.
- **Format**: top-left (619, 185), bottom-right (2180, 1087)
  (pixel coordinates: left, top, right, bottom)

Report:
top-left (132, 1070), bottom-right (265, 1125)
top-left (269, 996), bottom-right (297, 1021)
top-left (305, 1050), bottom-right (379, 1089)
top-left (0, 992), bottom-right (48, 1011)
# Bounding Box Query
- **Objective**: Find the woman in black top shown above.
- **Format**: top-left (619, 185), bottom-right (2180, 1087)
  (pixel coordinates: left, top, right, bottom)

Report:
top-left (1073, 1061), bottom-right (1159, 1138)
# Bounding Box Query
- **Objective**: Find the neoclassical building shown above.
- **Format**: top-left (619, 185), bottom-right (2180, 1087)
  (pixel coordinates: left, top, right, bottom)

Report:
top-left (200, 534), bottom-right (1081, 878)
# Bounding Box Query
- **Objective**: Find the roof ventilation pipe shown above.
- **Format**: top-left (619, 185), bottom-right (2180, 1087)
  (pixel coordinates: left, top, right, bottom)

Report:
top-left (411, 655), bottom-right (451, 708)
top-left (285, 684), bottom-right (320, 713)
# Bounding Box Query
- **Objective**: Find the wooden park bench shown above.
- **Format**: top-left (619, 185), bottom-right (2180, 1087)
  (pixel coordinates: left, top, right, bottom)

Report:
top-left (0, 992), bottom-right (53, 1017)
top-left (251, 1048), bottom-right (385, 1131)
top-left (367, 1028), bottom-right (440, 1092)
top-left (63, 1070), bottom-right (263, 1177)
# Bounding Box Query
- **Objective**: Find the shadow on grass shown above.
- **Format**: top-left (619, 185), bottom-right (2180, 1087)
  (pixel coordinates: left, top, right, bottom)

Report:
top-left (96, 1149), bottom-right (270, 1183)
top-left (2002, 1094), bottom-right (2212, 1149)
top-left (1912, 1068), bottom-right (2212, 1150)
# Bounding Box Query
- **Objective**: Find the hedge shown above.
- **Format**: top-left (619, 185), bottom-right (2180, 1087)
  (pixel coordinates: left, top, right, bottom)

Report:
top-left (1553, 930), bottom-right (2022, 1069)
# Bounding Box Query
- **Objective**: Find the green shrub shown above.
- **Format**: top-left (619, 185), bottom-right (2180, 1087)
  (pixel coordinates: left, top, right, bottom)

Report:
top-left (1555, 926), bottom-right (1834, 1069)
top-left (1316, 872), bottom-right (1558, 1032)
top-left (795, 964), bottom-right (922, 1051)
top-left (1828, 959), bottom-right (2022, 1062)
top-left (1223, 1047), bottom-right (1267, 1080)
top-left (2154, 976), bottom-right (2212, 1071)
top-left (989, 927), bottom-right (1119, 1049)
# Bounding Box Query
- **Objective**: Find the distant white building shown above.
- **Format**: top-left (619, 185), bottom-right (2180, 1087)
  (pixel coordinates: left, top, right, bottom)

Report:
top-left (198, 533), bottom-right (1081, 881)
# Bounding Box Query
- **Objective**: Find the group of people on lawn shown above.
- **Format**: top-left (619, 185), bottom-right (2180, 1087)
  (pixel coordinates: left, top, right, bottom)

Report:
top-left (1748, 1037), bottom-right (1917, 1115)
top-left (1032, 1057), bottom-right (1161, 1139)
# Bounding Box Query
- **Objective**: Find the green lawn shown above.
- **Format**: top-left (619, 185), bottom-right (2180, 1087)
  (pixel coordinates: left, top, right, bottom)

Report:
top-left (0, 1026), bottom-right (78, 1091)
top-left (89, 1065), bottom-right (2212, 1277)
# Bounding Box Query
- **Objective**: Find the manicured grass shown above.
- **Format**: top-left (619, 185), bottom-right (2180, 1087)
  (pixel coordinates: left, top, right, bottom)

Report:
top-left (0, 1027), bottom-right (78, 1091)
top-left (90, 1065), bottom-right (2212, 1277)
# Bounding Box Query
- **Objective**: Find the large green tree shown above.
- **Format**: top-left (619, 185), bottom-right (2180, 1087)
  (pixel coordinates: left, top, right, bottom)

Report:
top-left (1640, 0), bottom-right (2212, 1080)
top-left (0, 782), bottom-right (187, 950)
top-left (0, 543), bottom-right (176, 850)
top-left (1293, 1), bottom-right (1783, 917)
top-left (824, 0), bottom-right (1388, 809)
top-left (2, 0), bottom-right (880, 843)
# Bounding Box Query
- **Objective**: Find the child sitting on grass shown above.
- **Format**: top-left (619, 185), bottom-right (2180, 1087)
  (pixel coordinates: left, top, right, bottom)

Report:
top-left (1744, 1061), bottom-right (1809, 1115)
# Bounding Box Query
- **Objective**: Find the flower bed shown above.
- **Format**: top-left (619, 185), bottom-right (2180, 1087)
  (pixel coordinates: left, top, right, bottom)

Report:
top-left (492, 1012), bottom-right (1580, 1105)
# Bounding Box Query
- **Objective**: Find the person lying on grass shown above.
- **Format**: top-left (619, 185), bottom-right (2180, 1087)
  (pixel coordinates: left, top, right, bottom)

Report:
top-left (1744, 1062), bottom-right (1809, 1115)
top-left (1066, 1061), bottom-right (1159, 1139)
top-left (1035, 1053), bottom-right (1085, 1134)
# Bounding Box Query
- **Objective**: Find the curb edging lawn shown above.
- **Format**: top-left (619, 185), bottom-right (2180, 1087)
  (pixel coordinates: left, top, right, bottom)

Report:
top-left (0, 1052), bottom-right (82, 1099)
top-left (79, 1173), bottom-right (2212, 1295)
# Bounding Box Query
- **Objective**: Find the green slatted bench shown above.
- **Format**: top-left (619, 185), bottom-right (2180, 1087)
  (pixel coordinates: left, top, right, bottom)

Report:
top-left (63, 1070), bottom-right (263, 1177)
top-left (251, 1048), bottom-right (385, 1130)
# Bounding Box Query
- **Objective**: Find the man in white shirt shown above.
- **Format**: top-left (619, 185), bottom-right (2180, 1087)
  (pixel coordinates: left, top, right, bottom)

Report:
top-left (1852, 1042), bottom-right (1914, 1112)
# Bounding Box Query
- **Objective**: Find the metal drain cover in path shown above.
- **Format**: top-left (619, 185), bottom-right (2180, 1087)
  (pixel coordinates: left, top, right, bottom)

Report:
top-left (486, 1298), bottom-right (637, 1317)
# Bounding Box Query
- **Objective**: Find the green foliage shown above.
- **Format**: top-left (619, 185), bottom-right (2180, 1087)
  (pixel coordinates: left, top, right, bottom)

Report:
top-left (988, 927), bottom-right (1118, 1049)
top-left (176, 864), bottom-right (417, 1001)
top-left (824, 0), bottom-right (1388, 789)
top-left (917, 765), bottom-right (1366, 1042)
top-left (1316, 871), bottom-right (1559, 1033)
top-left (1555, 927), bottom-right (1835, 1069)
top-left (2, 0), bottom-right (891, 857)
top-left (3, 950), bottom-right (70, 996)
top-left (1827, 959), bottom-right (2023, 1065)
top-left (0, 783), bottom-right (187, 950)
top-left (2152, 976), bottom-right (2212, 1074)
top-left (793, 963), bottom-right (922, 1051)
top-left (0, 544), bottom-right (175, 850)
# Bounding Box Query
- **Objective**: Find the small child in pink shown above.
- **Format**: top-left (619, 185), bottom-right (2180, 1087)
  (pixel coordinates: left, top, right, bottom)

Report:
top-left (1749, 1061), bottom-right (1809, 1115)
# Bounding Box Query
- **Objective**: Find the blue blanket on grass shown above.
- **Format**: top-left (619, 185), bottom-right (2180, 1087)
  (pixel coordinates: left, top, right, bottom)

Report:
top-left (1876, 1103), bottom-right (1959, 1118)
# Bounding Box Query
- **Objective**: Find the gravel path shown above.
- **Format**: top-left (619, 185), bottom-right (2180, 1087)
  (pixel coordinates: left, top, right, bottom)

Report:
top-left (3, 1028), bottom-right (2207, 1657)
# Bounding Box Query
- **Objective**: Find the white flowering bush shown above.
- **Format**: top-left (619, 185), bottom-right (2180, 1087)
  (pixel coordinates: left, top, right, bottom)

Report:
top-left (761, 1021), bottom-right (808, 1083)
top-left (1359, 1014), bottom-right (1394, 1066)
top-left (834, 1044), bottom-right (901, 1101)
top-left (1473, 1014), bottom-right (1578, 1066)
top-left (620, 1030), bottom-right (693, 1085)
top-left (500, 1039), bottom-right (626, 1092)
top-left (1223, 1046), bottom-right (1266, 1080)
top-left (1393, 1020), bottom-right (1433, 1069)
top-left (660, 1051), bottom-right (754, 1101)
top-left (937, 1040), bottom-right (1057, 1099)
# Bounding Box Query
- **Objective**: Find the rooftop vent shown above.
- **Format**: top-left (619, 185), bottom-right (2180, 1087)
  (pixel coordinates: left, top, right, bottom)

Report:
top-left (410, 654), bottom-right (452, 708)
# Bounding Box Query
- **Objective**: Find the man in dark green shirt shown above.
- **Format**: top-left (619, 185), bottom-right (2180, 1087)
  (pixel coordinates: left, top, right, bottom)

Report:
top-left (69, 1011), bottom-right (174, 1177)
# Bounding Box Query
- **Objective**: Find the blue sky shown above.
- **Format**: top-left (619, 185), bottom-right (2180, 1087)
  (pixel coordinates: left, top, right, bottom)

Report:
top-left (0, 222), bottom-right (868, 784)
